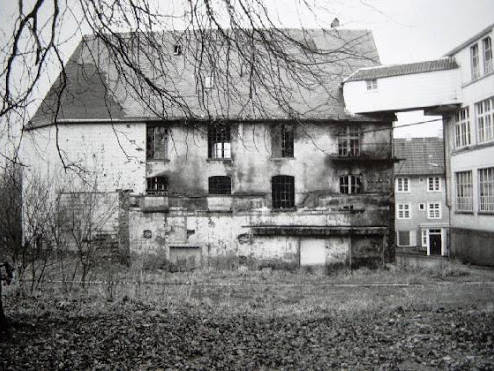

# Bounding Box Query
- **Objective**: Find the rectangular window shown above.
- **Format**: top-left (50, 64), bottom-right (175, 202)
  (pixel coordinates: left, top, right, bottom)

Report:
top-left (476, 97), bottom-right (494, 143)
top-left (271, 124), bottom-right (294, 157)
top-left (427, 202), bottom-right (441, 219)
top-left (471, 44), bottom-right (480, 80)
top-left (421, 229), bottom-right (428, 247)
top-left (397, 231), bottom-right (411, 246)
top-left (427, 176), bottom-right (441, 191)
top-left (339, 174), bottom-right (362, 194)
top-left (455, 171), bottom-right (473, 212)
top-left (419, 203), bottom-right (425, 210)
top-left (397, 203), bottom-right (411, 219)
top-left (147, 126), bottom-right (169, 160)
top-left (272, 175), bottom-right (295, 209)
top-left (338, 126), bottom-right (360, 157)
top-left (478, 167), bottom-right (494, 212)
top-left (366, 79), bottom-right (378, 90)
top-left (396, 177), bottom-right (410, 192)
top-left (208, 176), bottom-right (232, 195)
top-left (483, 37), bottom-right (492, 74)
top-left (453, 107), bottom-right (470, 148)
top-left (208, 124), bottom-right (231, 159)
top-left (146, 176), bottom-right (168, 194)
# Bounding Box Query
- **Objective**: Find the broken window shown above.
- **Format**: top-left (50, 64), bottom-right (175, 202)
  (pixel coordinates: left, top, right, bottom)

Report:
top-left (146, 176), bottom-right (168, 194)
top-left (208, 176), bottom-right (232, 195)
top-left (208, 124), bottom-right (231, 159)
top-left (272, 175), bottom-right (295, 209)
top-left (271, 124), bottom-right (294, 158)
top-left (338, 126), bottom-right (360, 157)
top-left (147, 126), bottom-right (169, 160)
top-left (339, 174), bottom-right (362, 194)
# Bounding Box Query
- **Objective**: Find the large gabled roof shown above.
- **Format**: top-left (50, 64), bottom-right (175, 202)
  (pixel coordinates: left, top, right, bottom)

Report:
top-left (30, 28), bottom-right (382, 128)
top-left (393, 137), bottom-right (445, 176)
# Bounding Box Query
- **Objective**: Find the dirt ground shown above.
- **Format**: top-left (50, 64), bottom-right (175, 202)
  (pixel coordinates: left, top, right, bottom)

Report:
top-left (1, 264), bottom-right (494, 370)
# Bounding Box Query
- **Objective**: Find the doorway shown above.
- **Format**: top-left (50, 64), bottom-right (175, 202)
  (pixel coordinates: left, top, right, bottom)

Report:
top-left (428, 229), bottom-right (442, 255)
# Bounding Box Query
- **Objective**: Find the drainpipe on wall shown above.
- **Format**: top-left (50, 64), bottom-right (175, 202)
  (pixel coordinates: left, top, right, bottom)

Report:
top-left (442, 114), bottom-right (452, 258)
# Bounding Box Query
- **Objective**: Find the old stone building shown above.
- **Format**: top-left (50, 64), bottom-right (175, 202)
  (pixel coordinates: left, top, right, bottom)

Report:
top-left (22, 29), bottom-right (396, 269)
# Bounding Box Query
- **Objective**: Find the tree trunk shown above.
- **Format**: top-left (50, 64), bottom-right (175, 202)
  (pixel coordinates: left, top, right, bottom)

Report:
top-left (0, 281), bottom-right (8, 332)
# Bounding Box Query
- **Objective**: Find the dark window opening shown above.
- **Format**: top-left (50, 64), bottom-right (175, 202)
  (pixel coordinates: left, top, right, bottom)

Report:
top-left (208, 176), bottom-right (232, 195)
top-left (208, 124), bottom-right (231, 159)
top-left (272, 124), bottom-right (294, 158)
top-left (147, 126), bottom-right (169, 160)
top-left (272, 175), bottom-right (295, 209)
top-left (147, 176), bottom-right (168, 194)
top-left (338, 126), bottom-right (360, 157)
top-left (339, 174), bottom-right (362, 194)
top-left (173, 44), bottom-right (182, 55)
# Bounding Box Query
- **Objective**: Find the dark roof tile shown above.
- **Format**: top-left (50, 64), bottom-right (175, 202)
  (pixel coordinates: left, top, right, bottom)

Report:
top-left (393, 137), bottom-right (445, 175)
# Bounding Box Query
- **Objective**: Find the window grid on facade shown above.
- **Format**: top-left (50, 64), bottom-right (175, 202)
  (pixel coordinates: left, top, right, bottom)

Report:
top-left (397, 203), bottom-right (411, 219)
top-left (483, 37), bottom-right (492, 74)
top-left (427, 202), bottom-right (441, 219)
top-left (454, 107), bottom-right (471, 148)
top-left (146, 176), bottom-right (168, 194)
top-left (338, 126), bottom-right (360, 157)
top-left (366, 79), bottom-right (377, 90)
top-left (476, 97), bottom-right (494, 143)
top-left (471, 43), bottom-right (480, 79)
top-left (396, 177), bottom-right (409, 192)
top-left (208, 124), bottom-right (231, 159)
top-left (339, 174), bottom-right (362, 194)
top-left (147, 126), bottom-right (169, 160)
top-left (428, 176), bottom-right (440, 191)
top-left (272, 175), bottom-right (295, 209)
top-left (479, 167), bottom-right (494, 212)
top-left (208, 176), bottom-right (232, 195)
top-left (456, 171), bottom-right (473, 211)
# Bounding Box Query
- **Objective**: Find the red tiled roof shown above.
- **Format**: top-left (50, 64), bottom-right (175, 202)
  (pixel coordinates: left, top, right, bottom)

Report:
top-left (393, 137), bottom-right (445, 175)
top-left (345, 58), bottom-right (458, 82)
top-left (30, 28), bottom-right (382, 128)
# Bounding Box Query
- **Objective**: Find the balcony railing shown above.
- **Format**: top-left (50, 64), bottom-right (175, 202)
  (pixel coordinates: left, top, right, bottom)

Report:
top-left (328, 143), bottom-right (394, 161)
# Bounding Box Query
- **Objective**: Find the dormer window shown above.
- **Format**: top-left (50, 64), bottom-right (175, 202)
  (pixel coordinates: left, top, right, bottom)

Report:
top-left (173, 44), bottom-right (182, 55)
top-left (366, 79), bottom-right (377, 90)
top-left (471, 44), bottom-right (480, 80)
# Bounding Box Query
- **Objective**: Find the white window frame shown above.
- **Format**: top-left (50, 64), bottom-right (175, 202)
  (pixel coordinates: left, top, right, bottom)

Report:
top-left (427, 176), bottom-right (441, 192)
top-left (421, 229), bottom-right (428, 248)
top-left (455, 171), bottom-right (473, 212)
top-left (366, 79), bottom-right (377, 90)
top-left (397, 203), bottom-right (411, 219)
top-left (427, 202), bottom-right (441, 219)
top-left (483, 36), bottom-right (492, 75)
top-left (419, 203), bottom-right (425, 211)
top-left (453, 107), bottom-right (471, 149)
top-left (396, 230), bottom-right (412, 247)
top-left (478, 167), bottom-right (494, 213)
top-left (396, 177), bottom-right (410, 193)
top-left (471, 43), bottom-right (480, 80)
top-left (476, 97), bottom-right (494, 144)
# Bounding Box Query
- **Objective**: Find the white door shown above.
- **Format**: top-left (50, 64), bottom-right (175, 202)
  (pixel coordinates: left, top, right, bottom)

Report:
top-left (300, 238), bottom-right (326, 266)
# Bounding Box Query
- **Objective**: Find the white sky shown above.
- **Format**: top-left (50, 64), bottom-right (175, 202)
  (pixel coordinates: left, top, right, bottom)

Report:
top-left (1, 0), bottom-right (494, 140)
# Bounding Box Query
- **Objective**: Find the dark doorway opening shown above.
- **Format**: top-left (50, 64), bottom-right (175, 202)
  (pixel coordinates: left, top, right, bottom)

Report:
top-left (429, 229), bottom-right (442, 255)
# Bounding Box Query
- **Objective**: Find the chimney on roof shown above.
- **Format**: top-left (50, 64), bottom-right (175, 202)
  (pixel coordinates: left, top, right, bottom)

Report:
top-left (331, 18), bottom-right (340, 28)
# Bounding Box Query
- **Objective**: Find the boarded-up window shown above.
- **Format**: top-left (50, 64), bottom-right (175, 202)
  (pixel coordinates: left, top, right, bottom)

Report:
top-left (147, 126), bottom-right (169, 160)
top-left (272, 175), bottom-right (295, 209)
top-left (271, 124), bottom-right (294, 157)
top-left (208, 124), bottom-right (231, 159)
top-left (147, 176), bottom-right (168, 194)
top-left (397, 231), bottom-right (411, 246)
top-left (208, 176), bottom-right (232, 194)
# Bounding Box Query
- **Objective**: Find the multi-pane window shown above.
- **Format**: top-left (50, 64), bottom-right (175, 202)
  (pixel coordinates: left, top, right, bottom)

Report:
top-left (147, 126), bottom-right (169, 160)
top-left (397, 231), bottom-right (411, 246)
top-left (453, 108), bottom-right (471, 148)
top-left (146, 176), bottom-right (168, 194)
top-left (427, 176), bottom-right (441, 191)
top-left (421, 229), bottom-right (428, 247)
top-left (427, 202), bottom-right (441, 219)
top-left (338, 126), bottom-right (360, 157)
top-left (208, 176), bottom-right (232, 195)
top-left (271, 124), bottom-right (294, 157)
top-left (483, 37), bottom-right (492, 74)
top-left (397, 203), bottom-right (411, 219)
top-left (479, 167), bottom-right (494, 212)
top-left (476, 97), bottom-right (494, 143)
top-left (339, 174), bottom-right (362, 194)
top-left (208, 124), bottom-right (231, 159)
top-left (456, 171), bottom-right (473, 212)
top-left (366, 79), bottom-right (377, 90)
top-left (396, 177), bottom-right (410, 192)
top-left (272, 175), bottom-right (295, 209)
top-left (471, 43), bottom-right (480, 80)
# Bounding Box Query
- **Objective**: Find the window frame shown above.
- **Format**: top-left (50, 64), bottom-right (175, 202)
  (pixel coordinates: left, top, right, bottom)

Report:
top-left (476, 97), bottom-right (494, 144)
top-left (427, 202), bottom-right (441, 219)
top-left (366, 79), bottom-right (378, 90)
top-left (146, 176), bottom-right (168, 195)
top-left (471, 43), bottom-right (480, 80)
top-left (483, 37), bottom-right (492, 74)
top-left (396, 203), bottom-right (411, 219)
top-left (421, 229), bottom-right (428, 248)
top-left (396, 230), bottom-right (411, 247)
top-left (272, 175), bottom-right (295, 210)
top-left (338, 126), bottom-right (361, 157)
top-left (208, 176), bottom-right (232, 195)
top-left (455, 170), bottom-right (473, 212)
top-left (146, 126), bottom-right (170, 160)
top-left (271, 124), bottom-right (294, 158)
top-left (339, 174), bottom-right (362, 195)
top-left (453, 107), bottom-right (471, 149)
top-left (427, 176), bottom-right (441, 192)
top-left (395, 177), bottom-right (410, 193)
top-left (208, 124), bottom-right (231, 160)
top-left (478, 167), bottom-right (494, 213)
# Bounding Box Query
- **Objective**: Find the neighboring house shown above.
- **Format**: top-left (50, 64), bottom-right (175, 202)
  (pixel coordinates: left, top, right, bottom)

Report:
top-left (393, 138), bottom-right (449, 256)
top-left (21, 29), bottom-right (396, 270)
top-left (343, 23), bottom-right (494, 266)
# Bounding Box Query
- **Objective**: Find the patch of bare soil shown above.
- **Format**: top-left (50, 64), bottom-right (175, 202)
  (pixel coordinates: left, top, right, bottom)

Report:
top-left (1, 301), bottom-right (493, 370)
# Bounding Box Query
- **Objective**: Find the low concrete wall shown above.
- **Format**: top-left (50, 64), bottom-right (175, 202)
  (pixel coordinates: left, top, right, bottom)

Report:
top-left (450, 228), bottom-right (494, 267)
